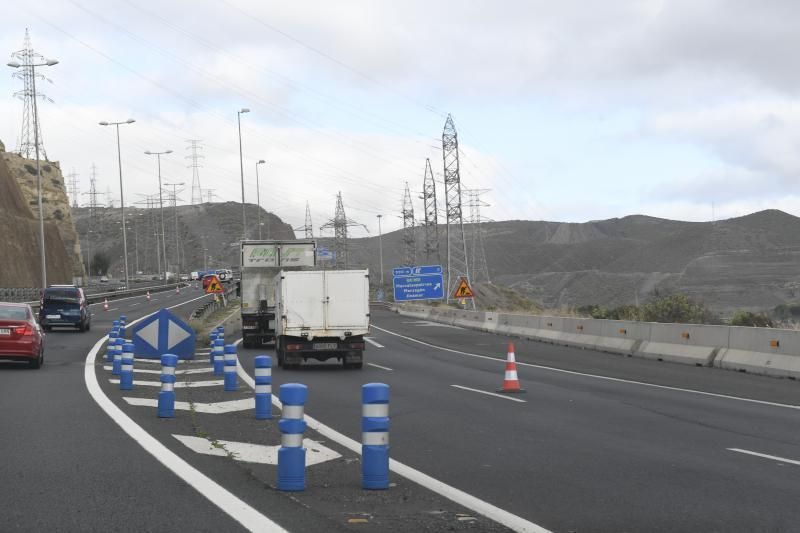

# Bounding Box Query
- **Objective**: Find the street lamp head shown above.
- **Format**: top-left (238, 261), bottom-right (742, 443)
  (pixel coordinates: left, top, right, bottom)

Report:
top-left (99, 121), bottom-right (109, 126)
top-left (126, 118), bottom-right (135, 124)
top-left (7, 61), bottom-right (21, 68)
top-left (45, 59), bottom-right (59, 66)
top-left (239, 108), bottom-right (250, 114)
top-left (144, 151), bottom-right (152, 155)
top-left (257, 159), bottom-right (265, 164)
top-left (165, 149), bottom-right (173, 154)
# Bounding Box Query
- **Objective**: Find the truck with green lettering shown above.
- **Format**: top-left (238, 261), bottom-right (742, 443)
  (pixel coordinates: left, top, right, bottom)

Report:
top-left (240, 240), bottom-right (316, 348)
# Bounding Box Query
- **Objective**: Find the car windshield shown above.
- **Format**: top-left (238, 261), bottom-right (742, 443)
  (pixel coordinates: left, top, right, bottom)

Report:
top-left (44, 289), bottom-right (80, 303)
top-left (0, 306), bottom-right (28, 320)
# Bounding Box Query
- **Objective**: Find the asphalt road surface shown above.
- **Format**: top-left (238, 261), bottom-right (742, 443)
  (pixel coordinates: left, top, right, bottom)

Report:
top-left (236, 307), bottom-right (800, 533)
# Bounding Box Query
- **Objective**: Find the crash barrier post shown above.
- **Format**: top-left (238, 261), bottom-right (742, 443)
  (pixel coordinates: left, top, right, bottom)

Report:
top-left (254, 356), bottom-right (272, 419)
top-left (158, 354), bottom-right (178, 418)
top-left (212, 338), bottom-right (225, 376)
top-left (106, 328), bottom-right (118, 363)
top-left (278, 383), bottom-right (307, 491)
top-left (224, 344), bottom-right (238, 392)
top-left (120, 342), bottom-right (135, 390)
top-left (362, 383), bottom-right (390, 490)
top-left (112, 337), bottom-right (124, 375)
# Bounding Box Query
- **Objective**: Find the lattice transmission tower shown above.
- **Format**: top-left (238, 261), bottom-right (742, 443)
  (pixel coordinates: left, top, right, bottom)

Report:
top-left (421, 158), bottom-right (440, 265)
top-left (402, 181), bottom-right (416, 266)
top-left (10, 29), bottom-right (53, 160)
top-left (320, 192), bottom-right (367, 269)
top-left (294, 201), bottom-right (314, 238)
top-left (466, 189), bottom-right (491, 284)
top-left (442, 114), bottom-right (471, 303)
top-left (186, 139), bottom-right (204, 205)
top-left (81, 164), bottom-right (103, 276)
top-left (67, 168), bottom-right (79, 208)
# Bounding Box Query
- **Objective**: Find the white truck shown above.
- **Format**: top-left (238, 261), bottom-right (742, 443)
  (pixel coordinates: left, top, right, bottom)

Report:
top-left (274, 269), bottom-right (370, 369)
top-left (240, 240), bottom-right (316, 348)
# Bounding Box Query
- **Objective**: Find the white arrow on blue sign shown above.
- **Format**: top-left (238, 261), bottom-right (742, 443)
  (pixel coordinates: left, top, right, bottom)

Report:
top-left (132, 308), bottom-right (197, 360)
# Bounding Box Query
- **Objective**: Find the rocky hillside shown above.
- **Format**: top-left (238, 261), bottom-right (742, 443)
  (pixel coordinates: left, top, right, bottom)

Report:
top-left (0, 140), bottom-right (73, 287)
top-left (3, 145), bottom-right (85, 281)
top-left (341, 210), bottom-right (800, 314)
top-left (73, 202), bottom-right (295, 278)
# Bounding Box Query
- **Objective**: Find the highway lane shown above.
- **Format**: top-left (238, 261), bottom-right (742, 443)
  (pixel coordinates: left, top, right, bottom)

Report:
top-left (0, 287), bottom-right (247, 532)
top-left (237, 307), bottom-right (800, 532)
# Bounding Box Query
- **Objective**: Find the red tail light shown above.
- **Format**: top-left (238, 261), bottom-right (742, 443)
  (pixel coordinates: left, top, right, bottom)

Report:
top-left (15, 324), bottom-right (34, 336)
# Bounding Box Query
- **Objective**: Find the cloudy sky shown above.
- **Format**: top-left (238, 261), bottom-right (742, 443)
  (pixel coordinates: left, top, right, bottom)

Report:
top-left (1, 0), bottom-right (798, 235)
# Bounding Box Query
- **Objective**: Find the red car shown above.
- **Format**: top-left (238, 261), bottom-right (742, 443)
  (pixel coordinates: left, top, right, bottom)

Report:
top-left (0, 302), bottom-right (45, 369)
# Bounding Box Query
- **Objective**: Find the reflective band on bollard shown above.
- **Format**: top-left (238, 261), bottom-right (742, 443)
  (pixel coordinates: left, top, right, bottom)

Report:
top-left (223, 344), bottom-right (238, 392)
top-left (278, 383), bottom-right (307, 491)
top-left (120, 342), bottom-right (135, 390)
top-left (254, 355), bottom-right (272, 419)
top-left (158, 354), bottom-right (178, 418)
top-left (112, 337), bottom-right (124, 375)
top-left (362, 383), bottom-right (390, 490)
top-left (208, 332), bottom-right (218, 362)
top-left (106, 329), bottom-right (118, 363)
top-left (212, 338), bottom-right (225, 376)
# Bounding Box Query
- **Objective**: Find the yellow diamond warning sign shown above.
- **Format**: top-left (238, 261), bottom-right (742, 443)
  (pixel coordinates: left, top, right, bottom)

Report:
top-left (452, 277), bottom-right (475, 299)
top-left (204, 275), bottom-right (224, 294)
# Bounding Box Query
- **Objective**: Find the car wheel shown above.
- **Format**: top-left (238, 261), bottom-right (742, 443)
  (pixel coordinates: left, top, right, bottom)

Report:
top-left (43, 325), bottom-right (51, 332)
top-left (86, 321), bottom-right (91, 332)
top-left (29, 349), bottom-right (43, 369)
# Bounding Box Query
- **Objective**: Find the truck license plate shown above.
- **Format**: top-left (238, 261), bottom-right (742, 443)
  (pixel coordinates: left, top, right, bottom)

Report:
top-left (313, 343), bottom-right (337, 350)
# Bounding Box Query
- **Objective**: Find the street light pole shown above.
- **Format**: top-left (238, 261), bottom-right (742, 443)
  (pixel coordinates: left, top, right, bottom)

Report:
top-left (145, 149), bottom-right (172, 283)
top-left (237, 108), bottom-right (250, 240)
top-left (377, 214), bottom-right (384, 285)
top-left (165, 182), bottom-right (185, 278)
top-left (255, 159), bottom-right (265, 239)
top-left (8, 57), bottom-right (58, 289)
top-left (99, 118), bottom-right (135, 289)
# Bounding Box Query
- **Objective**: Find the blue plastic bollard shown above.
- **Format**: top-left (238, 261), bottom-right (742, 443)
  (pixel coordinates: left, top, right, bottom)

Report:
top-left (106, 329), bottom-right (118, 363)
top-left (119, 315), bottom-right (127, 326)
top-left (254, 355), bottom-right (272, 419)
top-left (223, 344), bottom-right (238, 391)
top-left (209, 332), bottom-right (218, 363)
top-left (216, 326), bottom-right (224, 337)
top-left (212, 338), bottom-right (225, 376)
top-left (158, 354), bottom-right (178, 418)
top-left (112, 319), bottom-right (120, 331)
top-left (120, 342), bottom-right (135, 390)
top-left (118, 324), bottom-right (126, 339)
top-left (112, 337), bottom-right (124, 375)
top-left (362, 383), bottom-right (390, 490)
top-left (278, 383), bottom-right (307, 491)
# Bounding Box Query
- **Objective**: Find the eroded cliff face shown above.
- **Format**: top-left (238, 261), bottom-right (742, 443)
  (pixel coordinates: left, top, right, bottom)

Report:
top-left (0, 140), bottom-right (75, 287)
top-left (2, 144), bottom-right (85, 282)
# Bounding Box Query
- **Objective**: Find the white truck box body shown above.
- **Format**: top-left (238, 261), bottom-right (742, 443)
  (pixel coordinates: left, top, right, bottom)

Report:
top-left (240, 240), bottom-right (316, 316)
top-left (276, 269), bottom-right (370, 340)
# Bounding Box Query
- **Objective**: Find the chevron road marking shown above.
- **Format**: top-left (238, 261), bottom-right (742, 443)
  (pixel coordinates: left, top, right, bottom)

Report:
top-left (173, 435), bottom-right (341, 466)
top-left (123, 397), bottom-right (253, 414)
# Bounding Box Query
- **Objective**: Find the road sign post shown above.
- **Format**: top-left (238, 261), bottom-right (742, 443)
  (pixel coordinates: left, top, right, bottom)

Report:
top-left (392, 265), bottom-right (444, 302)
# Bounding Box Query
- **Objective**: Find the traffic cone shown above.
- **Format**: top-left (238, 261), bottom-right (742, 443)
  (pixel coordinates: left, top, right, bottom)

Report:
top-left (146, 291), bottom-right (151, 301)
top-left (175, 285), bottom-right (180, 295)
top-left (497, 342), bottom-right (526, 393)
top-left (103, 298), bottom-right (109, 311)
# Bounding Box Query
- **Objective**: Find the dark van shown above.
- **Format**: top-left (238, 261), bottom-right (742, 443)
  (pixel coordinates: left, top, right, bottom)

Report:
top-left (39, 285), bottom-right (91, 332)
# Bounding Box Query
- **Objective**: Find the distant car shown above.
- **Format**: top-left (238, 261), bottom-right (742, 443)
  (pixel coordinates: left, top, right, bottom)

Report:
top-left (180, 274), bottom-right (189, 282)
top-left (100, 276), bottom-right (109, 283)
top-left (0, 302), bottom-right (44, 368)
top-left (38, 285), bottom-right (91, 332)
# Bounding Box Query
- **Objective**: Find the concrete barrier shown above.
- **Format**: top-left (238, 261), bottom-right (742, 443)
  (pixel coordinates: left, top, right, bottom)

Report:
top-left (635, 323), bottom-right (727, 366)
top-left (716, 327), bottom-right (800, 379)
top-left (595, 321), bottom-right (650, 356)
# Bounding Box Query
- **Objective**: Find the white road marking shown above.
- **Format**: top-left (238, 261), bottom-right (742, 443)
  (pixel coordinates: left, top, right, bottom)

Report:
top-left (130, 302), bottom-right (140, 307)
top-left (364, 337), bottom-right (384, 348)
top-left (451, 384), bottom-right (527, 403)
top-left (110, 378), bottom-right (223, 388)
top-left (232, 338), bottom-right (547, 533)
top-left (367, 362), bottom-right (393, 371)
top-left (123, 397), bottom-right (254, 414)
top-left (402, 320), bottom-right (463, 329)
top-left (108, 307), bottom-right (119, 312)
top-left (727, 448), bottom-right (800, 467)
top-left (84, 296), bottom-right (286, 533)
top-left (134, 357), bottom-right (209, 364)
top-left (173, 435), bottom-right (341, 466)
top-left (371, 324), bottom-right (800, 412)
top-left (104, 365), bottom-right (213, 375)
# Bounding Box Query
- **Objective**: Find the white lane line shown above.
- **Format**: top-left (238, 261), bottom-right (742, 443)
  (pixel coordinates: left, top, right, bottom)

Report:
top-left (451, 385), bottom-right (527, 403)
top-left (108, 307), bottom-right (119, 312)
top-left (110, 379), bottom-right (223, 388)
top-left (371, 324), bottom-right (800, 412)
top-left (85, 296), bottom-right (286, 533)
top-left (130, 302), bottom-right (140, 307)
top-left (727, 448), bottom-right (800, 467)
top-left (367, 362), bottom-right (393, 371)
top-left (232, 338), bottom-right (547, 533)
top-left (364, 337), bottom-right (384, 348)
top-left (173, 435), bottom-right (341, 466)
top-left (123, 397), bottom-right (254, 414)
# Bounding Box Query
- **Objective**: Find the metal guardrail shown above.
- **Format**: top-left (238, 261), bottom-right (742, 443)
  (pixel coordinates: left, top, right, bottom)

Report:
top-left (8, 283), bottom-right (190, 312)
top-left (190, 286), bottom-right (237, 321)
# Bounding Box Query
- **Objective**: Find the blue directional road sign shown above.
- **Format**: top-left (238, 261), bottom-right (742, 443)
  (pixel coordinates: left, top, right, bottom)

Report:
top-left (393, 265), bottom-right (444, 301)
top-left (132, 308), bottom-right (196, 360)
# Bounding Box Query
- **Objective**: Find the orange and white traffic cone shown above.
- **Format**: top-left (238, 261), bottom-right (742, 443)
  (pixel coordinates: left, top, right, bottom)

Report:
top-left (175, 285), bottom-right (180, 295)
top-left (146, 291), bottom-right (151, 301)
top-left (103, 298), bottom-right (109, 311)
top-left (497, 342), bottom-right (526, 393)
